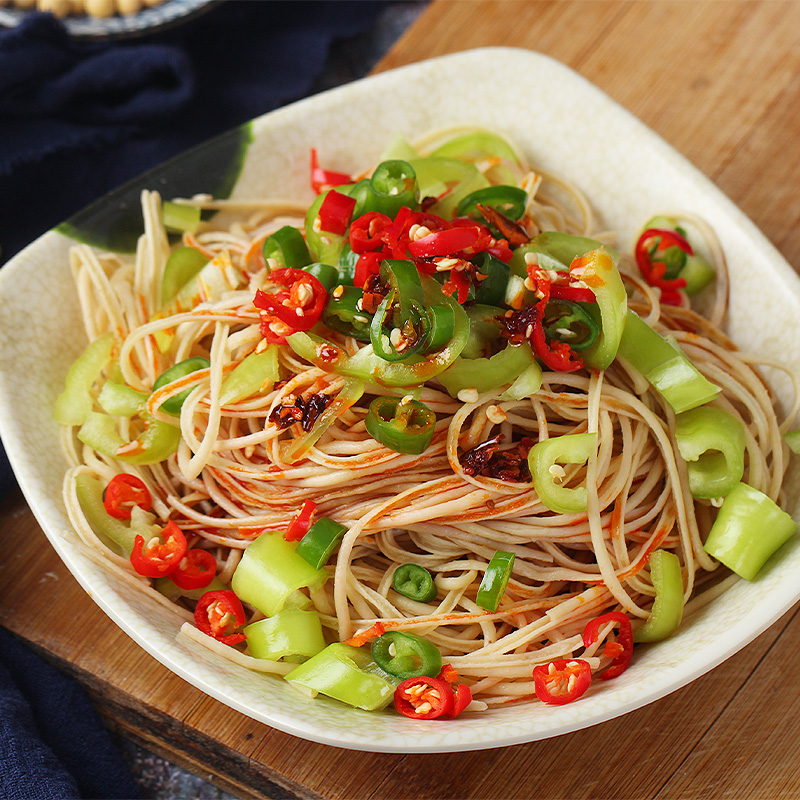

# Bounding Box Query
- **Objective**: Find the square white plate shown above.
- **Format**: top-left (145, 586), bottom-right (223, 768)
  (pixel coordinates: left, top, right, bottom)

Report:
top-left (2, 47), bottom-right (799, 752)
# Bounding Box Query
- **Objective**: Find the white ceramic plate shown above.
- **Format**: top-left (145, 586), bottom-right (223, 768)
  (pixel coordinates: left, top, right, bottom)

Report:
top-left (2, 48), bottom-right (799, 753)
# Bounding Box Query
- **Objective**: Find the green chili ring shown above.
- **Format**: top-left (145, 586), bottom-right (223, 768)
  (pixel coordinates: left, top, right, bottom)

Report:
top-left (392, 563), bottom-right (438, 602)
top-left (455, 185), bottom-right (528, 221)
top-left (371, 630), bottom-right (443, 680)
top-left (365, 396), bottom-right (436, 455)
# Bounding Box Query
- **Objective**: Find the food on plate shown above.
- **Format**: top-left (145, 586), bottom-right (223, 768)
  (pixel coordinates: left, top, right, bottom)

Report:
top-left (55, 127), bottom-right (799, 716)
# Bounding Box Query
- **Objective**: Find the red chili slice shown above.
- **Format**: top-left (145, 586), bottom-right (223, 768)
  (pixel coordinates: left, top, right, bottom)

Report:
top-left (353, 251), bottom-right (385, 288)
top-left (634, 228), bottom-right (691, 304)
top-left (582, 611), bottom-right (634, 680)
top-left (317, 190), bottom-right (357, 235)
top-left (407, 227), bottom-right (483, 259)
top-left (349, 212), bottom-right (393, 254)
top-left (533, 658), bottom-right (593, 705)
top-left (284, 499), bottom-right (318, 541)
top-left (194, 590), bottom-right (246, 645)
top-left (130, 520), bottom-right (187, 578)
top-left (254, 268), bottom-right (327, 342)
top-left (310, 148), bottom-right (351, 194)
top-left (394, 676), bottom-right (454, 719)
top-left (171, 548), bottom-right (217, 590)
top-left (530, 308), bottom-right (584, 372)
top-left (103, 474), bottom-right (151, 520)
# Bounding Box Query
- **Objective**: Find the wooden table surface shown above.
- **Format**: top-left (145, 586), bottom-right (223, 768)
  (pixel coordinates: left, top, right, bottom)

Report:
top-left (4, 1), bottom-right (800, 798)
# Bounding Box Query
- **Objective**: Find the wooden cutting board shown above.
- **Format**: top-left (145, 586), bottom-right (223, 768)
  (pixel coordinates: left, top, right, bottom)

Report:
top-left (4, 1), bottom-right (800, 798)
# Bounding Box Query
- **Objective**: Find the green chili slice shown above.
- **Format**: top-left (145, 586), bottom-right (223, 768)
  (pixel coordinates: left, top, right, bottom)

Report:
top-left (301, 262), bottom-right (340, 292)
top-left (456, 185), bottom-right (528, 221)
top-left (369, 160), bottom-right (418, 218)
top-left (322, 285), bottom-right (373, 341)
top-left (371, 631), bottom-right (443, 680)
top-left (295, 516), bottom-right (348, 570)
top-left (543, 299), bottom-right (600, 352)
top-left (365, 396), bottom-right (436, 455)
top-left (392, 563), bottom-right (438, 602)
top-left (476, 550), bottom-right (515, 612)
top-left (263, 226), bottom-right (312, 270)
top-left (152, 356), bottom-right (211, 416)
top-left (370, 260), bottom-right (429, 362)
top-left (472, 252), bottom-right (511, 306)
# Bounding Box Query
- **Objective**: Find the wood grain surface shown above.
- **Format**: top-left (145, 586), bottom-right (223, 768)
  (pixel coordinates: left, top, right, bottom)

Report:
top-left (3, 1), bottom-right (800, 798)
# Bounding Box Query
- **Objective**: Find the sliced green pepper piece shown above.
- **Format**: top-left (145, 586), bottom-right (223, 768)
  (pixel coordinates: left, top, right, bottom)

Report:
top-left (783, 429), bottom-right (800, 453)
top-left (231, 531), bottom-right (329, 617)
top-left (472, 252), bottom-right (510, 306)
top-left (392, 563), bottom-right (438, 602)
top-left (287, 277), bottom-right (469, 387)
top-left (368, 160), bottom-right (418, 219)
top-left (408, 156), bottom-right (490, 218)
top-left (528, 432), bottom-right (597, 514)
top-left (617, 311), bottom-right (720, 413)
top-left (322, 285), bottom-right (373, 342)
top-left (370, 260), bottom-right (428, 362)
top-left (476, 550), bottom-right (515, 612)
top-left (301, 262), bottom-right (340, 292)
top-left (510, 231), bottom-right (616, 277)
top-left (634, 550), bottom-right (685, 643)
top-left (295, 517), bottom-right (348, 570)
top-left (438, 342), bottom-right (536, 398)
top-left (263, 225), bottom-right (312, 270)
top-left (429, 129), bottom-right (521, 164)
top-left (285, 643), bottom-right (396, 710)
top-left (77, 410), bottom-right (181, 465)
top-left (455, 185), bottom-right (528, 221)
top-left (703, 482), bottom-right (797, 580)
top-left (365, 396), bottom-right (436, 455)
top-left (53, 332), bottom-right (115, 426)
top-left (219, 346), bottom-right (279, 406)
top-left (501, 362), bottom-right (544, 401)
top-left (542, 299), bottom-right (600, 352)
top-left (371, 631), bottom-right (442, 679)
top-left (244, 606), bottom-right (327, 662)
top-left (160, 247), bottom-right (208, 306)
top-left (75, 473), bottom-right (137, 555)
top-left (97, 381), bottom-right (148, 417)
top-left (576, 248), bottom-right (627, 370)
top-left (162, 201), bottom-right (200, 234)
top-left (462, 304), bottom-right (503, 359)
top-left (152, 356), bottom-right (210, 416)
top-left (675, 406), bottom-right (746, 499)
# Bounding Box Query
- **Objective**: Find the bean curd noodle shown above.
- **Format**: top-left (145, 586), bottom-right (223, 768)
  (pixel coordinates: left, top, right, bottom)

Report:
top-left (60, 127), bottom-right (798, 711)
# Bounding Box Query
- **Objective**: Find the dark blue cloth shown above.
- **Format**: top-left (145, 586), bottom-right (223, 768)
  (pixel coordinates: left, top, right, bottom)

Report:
top-left (0, 2), bottom-right (391, 795)
top-left (0, 627), bottom-right (141, 799)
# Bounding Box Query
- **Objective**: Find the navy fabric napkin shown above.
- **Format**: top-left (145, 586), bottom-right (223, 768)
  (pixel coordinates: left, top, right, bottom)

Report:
top-left (0, 627), bottom-right (141, 799)
top-left (0, 1), bottom-right (391, 795)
